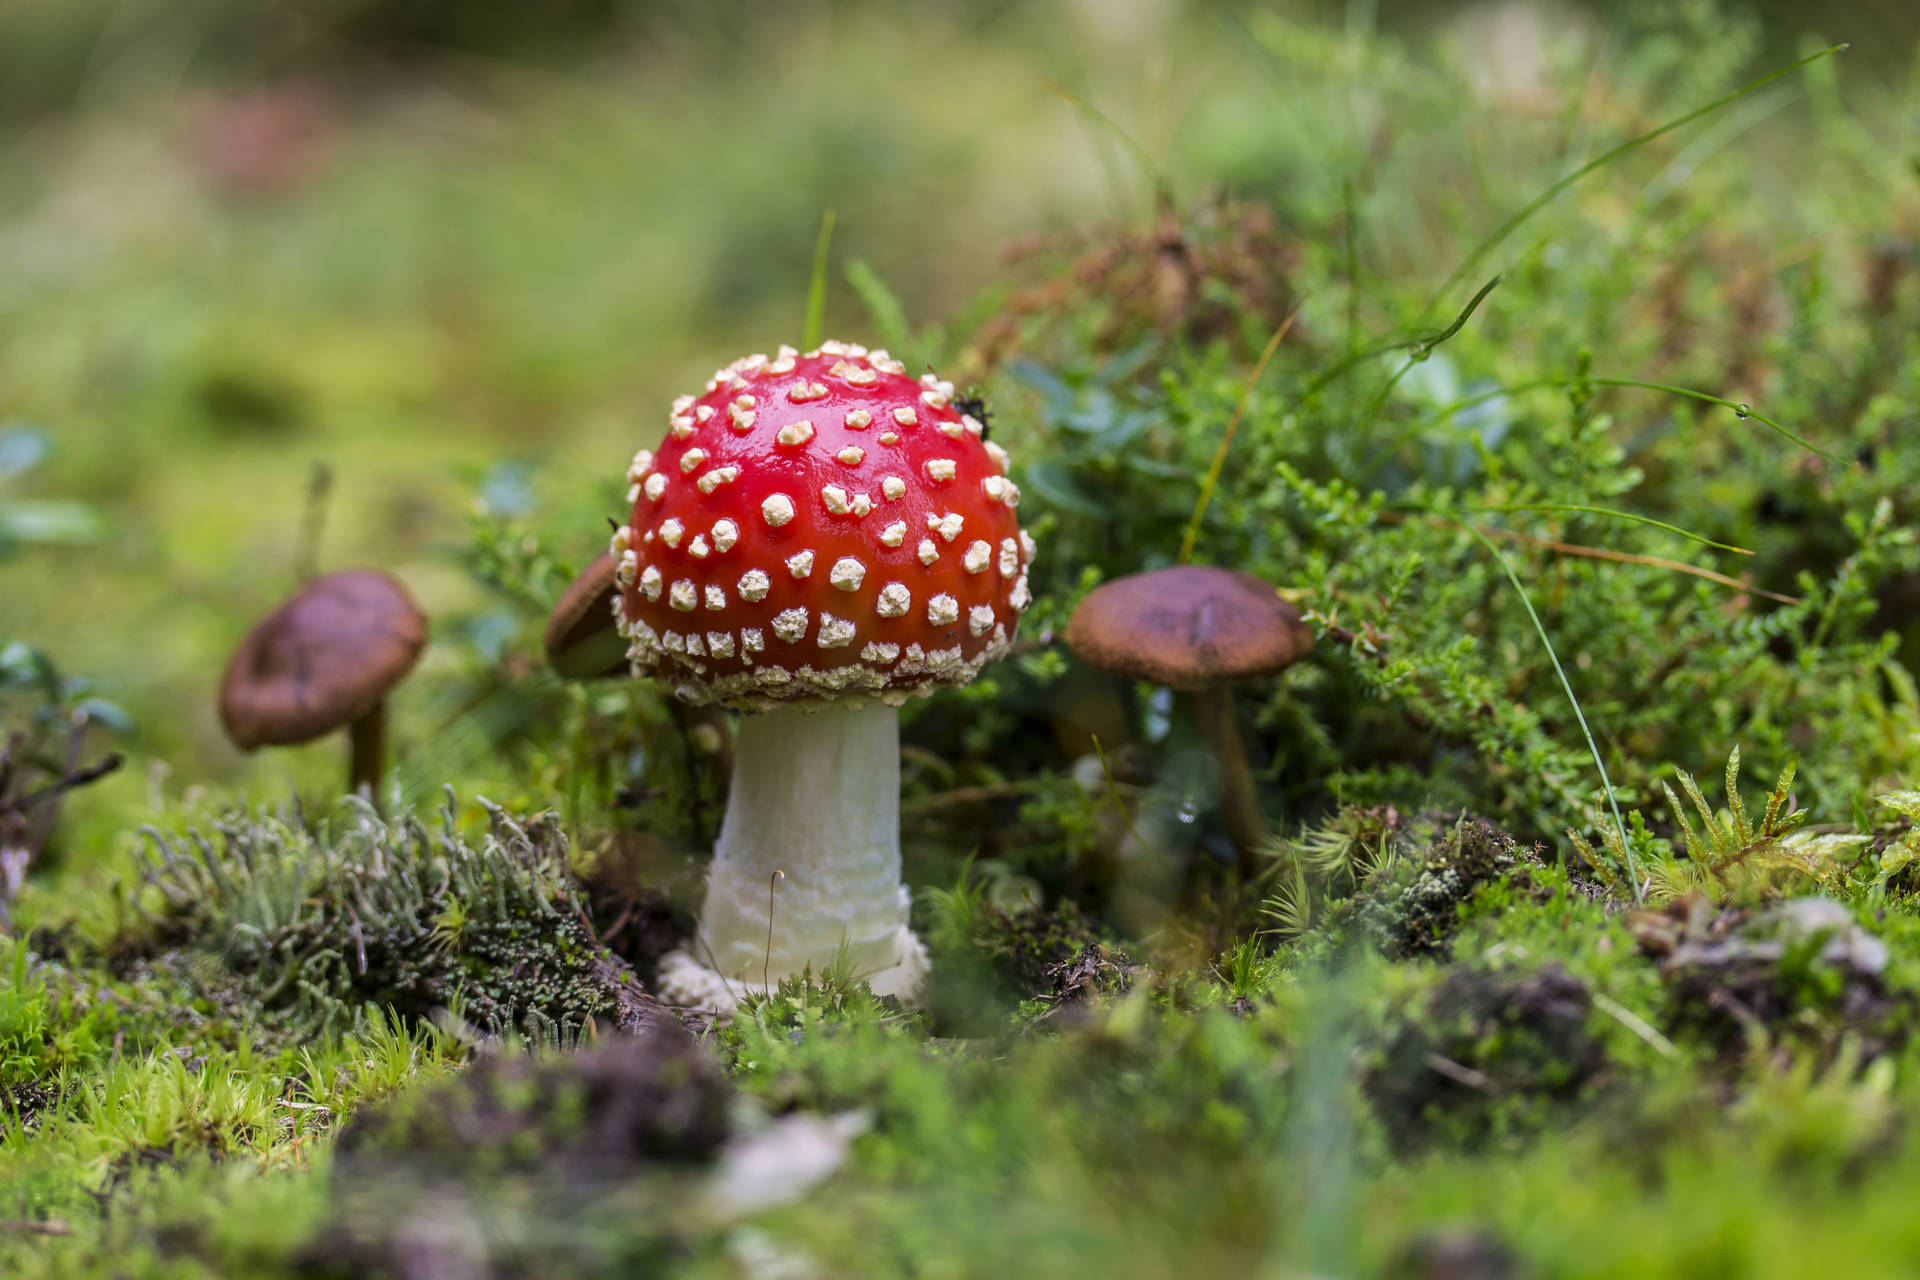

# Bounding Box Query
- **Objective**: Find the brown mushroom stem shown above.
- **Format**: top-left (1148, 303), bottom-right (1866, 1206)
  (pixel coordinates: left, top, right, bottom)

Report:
top-left (1190, 685), bottom-right (1264, 879)
top-left (348, 700), bottom-right (387, 799)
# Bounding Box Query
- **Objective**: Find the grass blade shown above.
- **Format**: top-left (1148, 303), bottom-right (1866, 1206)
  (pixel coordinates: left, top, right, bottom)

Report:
top-left (1302, 275), bottom-right (1501, 407)
top-left (1178, 306), bottom-right (1301, 563)
top-left (1371, 374), bottom-right (1847, 474)
top-left (1467, 505), bottom-right (1753, 555)
top-left (802, 208), bottom-right (837, 350)
top-left (1350, 276), bottom-right (1501, 438)
top-left (1428, 44), bottom-right (1847, 317)
top-left (1460, 522), bottom-right (1639, 898)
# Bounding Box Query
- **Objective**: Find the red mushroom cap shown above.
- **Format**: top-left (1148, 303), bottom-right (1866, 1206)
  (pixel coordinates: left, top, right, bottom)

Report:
top-left (614, 342), bottom-right (1035, 709)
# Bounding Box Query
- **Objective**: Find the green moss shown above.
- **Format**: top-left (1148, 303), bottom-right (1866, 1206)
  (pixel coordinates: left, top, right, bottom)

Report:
top-left (1365, 960), bottom-right (1608, 1149)
top-left (334, 1030), bottom-right (729, 1180)
top-left (980, 901), bottom-right (1135, 1003)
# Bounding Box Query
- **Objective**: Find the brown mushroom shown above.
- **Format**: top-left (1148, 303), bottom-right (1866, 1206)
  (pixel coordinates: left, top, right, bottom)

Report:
top-left (542, 549), bottom-right (734, 790)
top-left (1065, 565), bottom-right (1313, 879)
top-left (219, 569), bottom-right (427, 796)
top-left (543, 552), bottom-right (626, 680)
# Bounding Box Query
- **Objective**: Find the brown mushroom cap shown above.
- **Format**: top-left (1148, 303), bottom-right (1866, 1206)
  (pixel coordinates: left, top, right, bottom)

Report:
top-left (220, 569), bottom-right (427, 749)
top-left (1064, 565), bottom-right (1312, 689)
top-left (543, 552), bottom-right (626, 680)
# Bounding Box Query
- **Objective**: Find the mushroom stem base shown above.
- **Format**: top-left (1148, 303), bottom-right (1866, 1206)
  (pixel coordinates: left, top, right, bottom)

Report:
top-left (658, 702), bottom-right (923, 1011)
top-left (654, 928), bottom-right (929, 1013)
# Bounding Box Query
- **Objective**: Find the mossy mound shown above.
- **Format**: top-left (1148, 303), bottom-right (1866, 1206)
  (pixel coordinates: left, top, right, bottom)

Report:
top-left (1631, 897), bottom-right (1912, 1067)
top-left (1368, 961), bottom-right (1606, 1148)
top-left (303, 1031), bottom-right (728, 1279)
top-left (981, 901), bottom-right (1135, 1003)
top-left (335, 1029), bottom-right (729, 1180)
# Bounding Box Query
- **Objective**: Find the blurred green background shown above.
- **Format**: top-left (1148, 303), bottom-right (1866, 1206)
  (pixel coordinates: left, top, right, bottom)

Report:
top-left (0, 0), bottom-right (1906, 814)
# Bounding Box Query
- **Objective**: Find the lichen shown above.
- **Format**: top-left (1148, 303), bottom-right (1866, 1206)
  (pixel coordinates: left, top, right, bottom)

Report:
top-left (126, 790), bottom-right (672, 1040)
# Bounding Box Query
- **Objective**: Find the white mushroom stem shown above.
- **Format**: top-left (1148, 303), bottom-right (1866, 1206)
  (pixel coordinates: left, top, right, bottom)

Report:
top-left (656, 701), bottom-right (928, 1010)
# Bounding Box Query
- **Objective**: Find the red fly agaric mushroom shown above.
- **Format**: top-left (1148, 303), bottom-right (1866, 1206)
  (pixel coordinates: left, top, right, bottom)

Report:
top-left (1065, 566), bottom-right (1312, 879)
top-left (219, 569), bottom-right (427, 796)
top-left (615, 341), bottom-right (1035, 1009)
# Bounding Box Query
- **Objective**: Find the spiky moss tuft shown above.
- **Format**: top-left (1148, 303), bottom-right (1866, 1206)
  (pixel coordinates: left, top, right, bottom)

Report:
top-left (125, 789), bottom-right (673, 1041)
top-left (1307, 814), bottom-right (1548, 963)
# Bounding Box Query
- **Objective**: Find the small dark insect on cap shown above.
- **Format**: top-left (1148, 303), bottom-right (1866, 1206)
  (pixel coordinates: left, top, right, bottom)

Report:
top-left (1064, 565), bottom-right (1313, 689)
top-left (544, 551), bottom-right (627, 680)
top-left (219, 569), bottom-right (427, 749)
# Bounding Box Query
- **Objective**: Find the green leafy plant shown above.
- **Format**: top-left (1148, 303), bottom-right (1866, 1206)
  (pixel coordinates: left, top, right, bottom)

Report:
top-left (1575, 748), bottom-right (1864, 902)
top-left (0, 426), bottom-right (108, 557)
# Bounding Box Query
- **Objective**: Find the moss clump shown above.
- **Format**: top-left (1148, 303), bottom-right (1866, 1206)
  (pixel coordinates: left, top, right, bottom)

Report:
top-left (1368, 961), bottom-right (1606, 1149)
top-left (302, 1031), bottom-right (727, 1279)
top-left (1386, 1229), bottom-right (1523, 1280)
top-left (334, 1030), bottom-right (729, 1180)
top-left (126, 790), bottom-right (672, 1040)
top-left (1309, 815), bottom-right (1544, 962)
top-left (981, 901), bottom-right (1135, 1003)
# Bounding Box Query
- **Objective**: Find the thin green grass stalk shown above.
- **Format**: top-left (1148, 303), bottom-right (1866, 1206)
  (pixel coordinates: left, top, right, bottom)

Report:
top-left (1367, 375), bottom-right (1845, 473)
top-left (1178, 307), bottom-right (1299, 562)
top-left (802, 209), bottom-right (836, 350)
top-left (1465, 505), bottom-right (1754, 555)
top-left (1038, 75), bottom-right (1174, 211)
top-left (1426, 44), bottom-right (1847, 318)
top-left (1300, 275), bottom-right (1501, 406)
top-left (1460, 522), bottom-right (1639, 898)
top-left (1343, 175), bottom-right (1360, 408)
top-left (1351, 275), bottom-right (1501, 437)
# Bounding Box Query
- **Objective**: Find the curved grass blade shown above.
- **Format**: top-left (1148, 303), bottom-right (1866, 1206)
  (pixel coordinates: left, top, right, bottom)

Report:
top-left (1428, 44), bottom-right (1847, 317)
top-left (1468, 504), bottom-right (1753, 555)
top-left (802, 208), bottom-right (837, 351)
top-left (1301, 276), bottom-right (1502, 406)
top-left (1365, 375), bottom-right (1846, 478)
